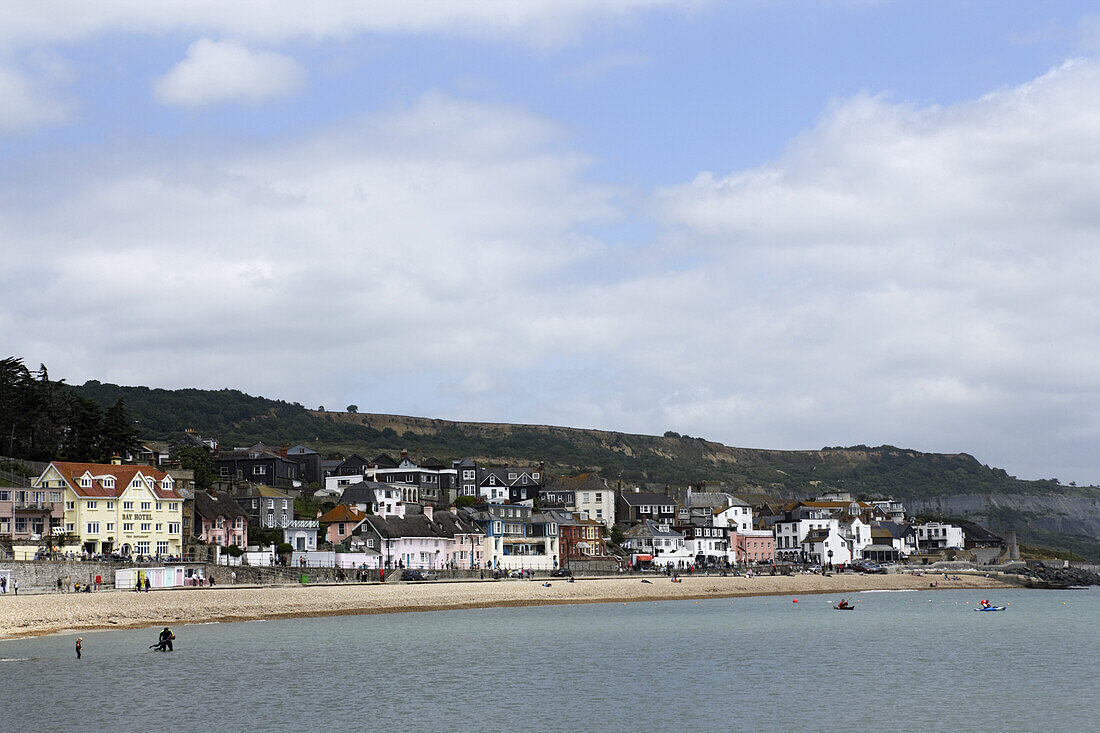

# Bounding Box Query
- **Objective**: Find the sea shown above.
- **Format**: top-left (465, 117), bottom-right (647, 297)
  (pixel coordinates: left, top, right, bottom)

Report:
top-left (1, 587), bottom-right (1097, 732)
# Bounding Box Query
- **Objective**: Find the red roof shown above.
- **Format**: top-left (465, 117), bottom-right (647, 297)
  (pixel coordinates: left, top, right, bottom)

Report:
top-left (48, 461), bottom-right (181, 500)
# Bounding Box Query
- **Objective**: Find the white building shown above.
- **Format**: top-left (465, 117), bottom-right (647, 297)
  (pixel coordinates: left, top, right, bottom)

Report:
top-left (914, 522), bottom-right (965, 551)
top-left (801, 526), bottom-right (852, 567)
top-left (284, 520), bottom-right (318, 552)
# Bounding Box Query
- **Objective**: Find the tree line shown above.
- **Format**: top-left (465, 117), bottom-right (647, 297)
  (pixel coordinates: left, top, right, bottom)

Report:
top-left (0, 357), bottom-right (139, 462)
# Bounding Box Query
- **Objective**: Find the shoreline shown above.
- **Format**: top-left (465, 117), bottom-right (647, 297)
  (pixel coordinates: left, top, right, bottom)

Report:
top-left (0, 572), bottom-right (1015, 640)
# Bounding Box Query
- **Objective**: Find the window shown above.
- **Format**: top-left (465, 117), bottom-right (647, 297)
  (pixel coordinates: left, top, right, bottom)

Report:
top-left (168, 523), bottom-right (180, 534)
top-left (156, 541), bottom-right (169, 555)
top-left (532, 472), bottom-right (540, 480)
top-left (105, 501), bottom-right (114, 510)
top-left (366, 538), bottom-right (374, 548)
top-left (282, 499), bottom-right (288, 509)
top-left (141, 523), bottom-right (151, 531)
top-left (155, 524), bottom-right (162, 532)
top-left (106, 523), bottom-right (114, 531)
top-left (220, 466), bottom-right (229, 476)
top-left (582, 493), bottom-right (590, 502)
top-left (86, 522), bottom-right (99, 534)
top-left (254, 466), bottom-right (266, 475)
top-left (596, 509), bottom-right (603, 519)
top-left (268, 499), bottom-right (275, 509)
top-left (161, 480), bottom-right (171, 490)
top-left (508, 473), bottom-right (518, 480)
top-left (103, 477), bottom-right (115, 488)
top-left (79, 476), bottom-right (91, 488)
top-left (135, 541), bottom-right (150, 555)
top-left (463, 470), bottom-right (474, 479)
top-left (66, 523), bottom-right (74, 532)
top-left (50, 491), bottom-right (63, 502)
top-left (595, 493), bottom-right (602, 502)
top-left (65, 500), bottom-right (75, 510)
top-left (15, 517), bottom-right (26, 533)
top-left (169, 503), bottom-right (178, 512)
top-left (156, 502), bottom-right (162, 511)
top-left (123, 523), bottom-right (133, 531)
top-left (141, 502), bottom-right (151, 510)
top-left (86, 501), bottom-right (97, 509)
top-left (123, 501), bottom-right (133, 509)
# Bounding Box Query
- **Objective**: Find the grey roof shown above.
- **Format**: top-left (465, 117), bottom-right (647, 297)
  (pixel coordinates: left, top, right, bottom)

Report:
top-left (874, 521), bottom-right (915, 539)
top-left (340, 482), bottom-right (392, 505)
top-left (623, 519), bottom-right (683, 539)
top-left (620, 492), bottom-right (678, 507)
top-left (193, 491), bottom-right (250, 522)
top-left (360, 510), bottom-right (483, 540)
top-left (688, 492), bottom-right (749, 509)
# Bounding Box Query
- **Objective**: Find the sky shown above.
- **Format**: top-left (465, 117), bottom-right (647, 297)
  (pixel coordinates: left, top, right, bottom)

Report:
top-left (3, 1), bottom-right (1100, 484)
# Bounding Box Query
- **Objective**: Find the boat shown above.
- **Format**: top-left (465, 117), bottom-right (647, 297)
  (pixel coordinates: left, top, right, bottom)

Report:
top-left (833, 605), bottom-right (855, 610)
top-left (973, 606), bottom-right (1006, 612)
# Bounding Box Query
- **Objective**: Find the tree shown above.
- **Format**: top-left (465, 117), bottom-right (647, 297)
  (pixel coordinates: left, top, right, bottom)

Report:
top-left (454, 495), bottom-right (478, 509)
top-left (101, 398), bottom-right (139, 460)
top-left (609, 525), bottom-right (625, 546)
top-left (346, 405), bottom-right (358, 413)
top-left (176, 445), bottom-right (216, 490)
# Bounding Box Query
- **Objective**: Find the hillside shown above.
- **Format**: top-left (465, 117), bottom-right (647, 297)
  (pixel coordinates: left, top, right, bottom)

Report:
top-left (68, 380), bottom-right (1100, 560)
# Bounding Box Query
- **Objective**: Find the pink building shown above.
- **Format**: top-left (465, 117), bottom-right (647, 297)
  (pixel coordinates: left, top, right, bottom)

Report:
top-left (0, 486), bottom-right (66, 543)
top-left (733, 529), bottom-right (775, 563)
top-left (320, 504), bottom-right (367, 545)
top-left (194, 491), bottom-right (249, 549)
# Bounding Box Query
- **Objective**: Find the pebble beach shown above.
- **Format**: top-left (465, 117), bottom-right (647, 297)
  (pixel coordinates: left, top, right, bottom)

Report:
top-left (0, 572), bottom-right (1013, 639)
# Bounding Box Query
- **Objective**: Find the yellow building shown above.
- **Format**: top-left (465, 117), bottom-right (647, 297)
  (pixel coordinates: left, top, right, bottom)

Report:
top-left (34, 461), bottom-right (184, 558)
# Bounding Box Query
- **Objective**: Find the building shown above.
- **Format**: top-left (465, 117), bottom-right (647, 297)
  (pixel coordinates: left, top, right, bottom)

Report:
top-left (732, 529), bottom-right (775, 563)
top-left (285, 445), bottom-right (323, 485)
top-left (452, 459), bottom-right (545, 504)
top-left (374, 451), bottom-right (458, 507)
top-left (233, 484), bottom-right (295, 528)
top-left (193, 490), bottom-right (249, 556)
top-left (213, 443), bottom-right (299, 489)
top-left (0, 484), bottom-right (65, 543)
top-left (617, 490), bottom-right (679, 525)
top-left (34, 461), bottom-right (183, 557)
top-left (464, 504), bottom-right (559, 570)
top-left (358, 505), bottom-right (485, 570)
top-left (801, 526), bottom-right (852, 567)
top-left (320, 504), bottom-right (368, 545)
top-left (621, 519), bottom-right (691, 568)
top-left (913, 522), bottom-right (965, 552)
top-left (542, 509), bottom-right (609, 566)
top-left (284, 520), bottom-right (319, 552)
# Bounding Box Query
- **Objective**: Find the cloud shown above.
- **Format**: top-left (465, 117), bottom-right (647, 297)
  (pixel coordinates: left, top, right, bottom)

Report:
top-left (643, 58), bottom-right (1100, 481)
top-left (0, 56), bottom-right (71, 131)
top-left (0, 91), bottom-right (621, 410)
top-left (0, 0), bottom-right (684, 50)
top-left (154, 39), bottom-right (306, 106)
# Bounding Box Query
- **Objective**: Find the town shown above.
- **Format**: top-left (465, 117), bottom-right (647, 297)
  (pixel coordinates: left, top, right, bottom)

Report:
top-left (0, 432), bottom-right (1020, 593)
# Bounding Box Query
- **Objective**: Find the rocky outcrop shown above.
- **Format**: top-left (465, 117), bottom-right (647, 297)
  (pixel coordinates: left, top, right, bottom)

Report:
top-left (1003, 564), bottom-right (1100, 587)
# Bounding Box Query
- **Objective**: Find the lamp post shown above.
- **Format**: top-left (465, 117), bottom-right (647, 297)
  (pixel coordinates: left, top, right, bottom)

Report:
top-left (827, 549), bottom-right (834, 572)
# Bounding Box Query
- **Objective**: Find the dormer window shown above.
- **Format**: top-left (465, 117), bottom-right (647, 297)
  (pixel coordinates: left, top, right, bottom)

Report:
top-left (79, 476), bottom-right (92, 488)
top-left (103, 477), bottom-right (115, 488)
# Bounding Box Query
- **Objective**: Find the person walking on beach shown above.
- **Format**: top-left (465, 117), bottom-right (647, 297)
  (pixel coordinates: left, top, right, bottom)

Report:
top-left (144, 577), bottom-right (151, 592)
top-left (76, 637), bottom-right (82, 658)
top-left (12, 579), bottom-right (18, 595)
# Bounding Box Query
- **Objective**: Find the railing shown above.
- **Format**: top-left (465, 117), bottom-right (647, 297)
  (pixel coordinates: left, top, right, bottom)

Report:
top-left (14, 500), bottom-right (56, 511)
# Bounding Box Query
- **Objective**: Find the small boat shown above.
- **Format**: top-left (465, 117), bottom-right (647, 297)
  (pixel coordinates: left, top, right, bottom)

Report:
top-left (834, 605), bottom-right (855, 610)
top-left (973, 606), bottom-right (1006, 612)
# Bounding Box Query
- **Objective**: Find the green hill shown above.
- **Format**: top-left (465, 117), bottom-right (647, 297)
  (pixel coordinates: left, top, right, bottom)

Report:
top-left (66, 380), bottom-right (1100, 561)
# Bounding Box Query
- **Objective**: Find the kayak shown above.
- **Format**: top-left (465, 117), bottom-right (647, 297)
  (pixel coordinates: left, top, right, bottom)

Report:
top-left (834, 605), bottom-right (854, 610)
top-left (973, 606), bottom-right (1006, 612)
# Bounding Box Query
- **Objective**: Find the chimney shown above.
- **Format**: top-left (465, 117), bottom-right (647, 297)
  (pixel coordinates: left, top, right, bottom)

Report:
top-left (401, 449), bottom-right (408, 460)
top-left (110, 455), bottom-right (122, 465)
top-left (423, 505), bottom-right (433, 522)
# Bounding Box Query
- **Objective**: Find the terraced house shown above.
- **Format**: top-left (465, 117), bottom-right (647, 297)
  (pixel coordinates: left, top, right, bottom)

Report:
top-left (33, 460), bottom-right (183, 557)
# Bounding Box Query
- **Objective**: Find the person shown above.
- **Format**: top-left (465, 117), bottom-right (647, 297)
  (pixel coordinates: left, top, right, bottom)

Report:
top-left (144, 577), bottom-right (151, 592)
top-left (57, 577), bottom-right (63, 593)
top-left (76, 637), bottom-right (83, 659)
top-left (209, 576), bottom-right (215, 587)
top-left (12, 579), bottom-right (17, 595)
top-left (837, 599), bottom-right (849, 609)
top-left (231, 571), bottom-right (237, 585)
top-left (980, 599), bottom-right (990, 608)
top-left (154, 627), bottom-right (175, 652)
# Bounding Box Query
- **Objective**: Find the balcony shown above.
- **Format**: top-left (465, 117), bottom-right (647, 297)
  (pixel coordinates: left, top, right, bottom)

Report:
top-left (15, 500), bottom-right (56, 511)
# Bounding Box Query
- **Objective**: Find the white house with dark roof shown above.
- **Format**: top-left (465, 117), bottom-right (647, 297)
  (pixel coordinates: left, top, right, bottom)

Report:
top-left (801, 526), bottom-right (851, 567)
top-left (621, 519), bottom-right (691, 568)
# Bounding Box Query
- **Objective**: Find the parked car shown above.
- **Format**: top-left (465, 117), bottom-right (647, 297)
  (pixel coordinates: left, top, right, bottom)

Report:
top-left (550, 568), bottom-right (573, 577)
top-left (401, 569), bottom-right (426, 581)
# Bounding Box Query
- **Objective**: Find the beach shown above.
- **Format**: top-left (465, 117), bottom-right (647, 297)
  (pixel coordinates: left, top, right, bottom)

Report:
top-left (0, 571), bottom-right (1012, 639)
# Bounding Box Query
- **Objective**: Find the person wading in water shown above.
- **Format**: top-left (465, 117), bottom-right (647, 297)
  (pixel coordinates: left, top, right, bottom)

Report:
top-left (151, 627), bottom-right (175, 652)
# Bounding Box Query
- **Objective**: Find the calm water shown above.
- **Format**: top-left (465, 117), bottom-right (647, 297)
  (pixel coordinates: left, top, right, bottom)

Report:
top-left (1, 587), bottom-right (1097, 731)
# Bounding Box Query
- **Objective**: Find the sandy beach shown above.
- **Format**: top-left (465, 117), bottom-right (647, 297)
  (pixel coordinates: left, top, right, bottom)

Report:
top-left (0, 571), bottom-right (1015, 639)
